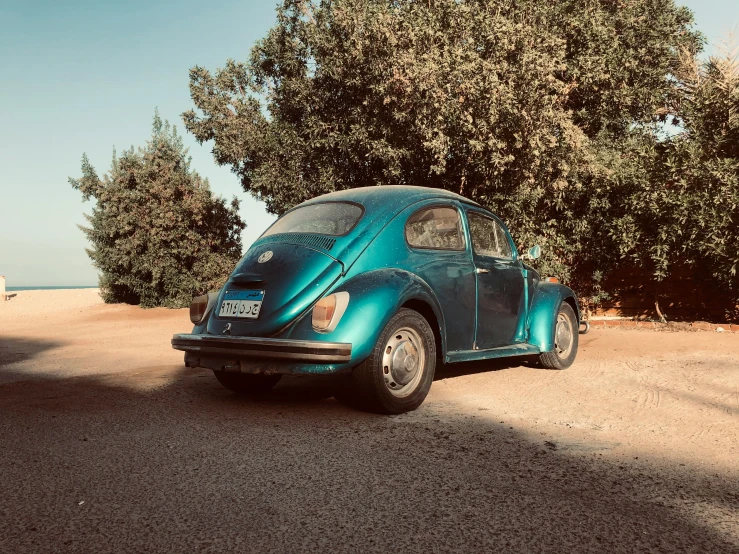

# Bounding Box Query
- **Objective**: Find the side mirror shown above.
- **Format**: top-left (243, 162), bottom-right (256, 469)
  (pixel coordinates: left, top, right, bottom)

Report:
top-left (523, 245), bottom-right (541, 260)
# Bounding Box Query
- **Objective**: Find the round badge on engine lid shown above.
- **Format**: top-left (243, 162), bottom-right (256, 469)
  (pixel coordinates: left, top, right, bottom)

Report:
top-left (258, 251), bottom-right (273, 263)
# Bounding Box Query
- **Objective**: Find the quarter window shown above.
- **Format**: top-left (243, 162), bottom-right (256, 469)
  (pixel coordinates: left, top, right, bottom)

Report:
top-left (468, 213), bottom-right (513, 259)
top-left (405, 206), bottom-right (465, 251)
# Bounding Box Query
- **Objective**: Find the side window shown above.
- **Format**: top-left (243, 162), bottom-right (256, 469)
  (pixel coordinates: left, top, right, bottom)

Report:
top-left (405, 206), bottom-right (465, 251)
top-left (468, 213), bottom-right (513, 259)
top-left (494, 222), bottom-right (513, 258)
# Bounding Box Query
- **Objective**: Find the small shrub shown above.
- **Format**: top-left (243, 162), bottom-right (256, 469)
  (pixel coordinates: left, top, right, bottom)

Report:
top-left (70, 112), bottom-right (245, 308)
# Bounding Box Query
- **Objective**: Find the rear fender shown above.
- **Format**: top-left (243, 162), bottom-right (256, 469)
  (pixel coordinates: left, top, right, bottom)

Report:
top-left (527, 282), bottom-right (580, 352)
top-left (283, 269), bottom-right (446, 365)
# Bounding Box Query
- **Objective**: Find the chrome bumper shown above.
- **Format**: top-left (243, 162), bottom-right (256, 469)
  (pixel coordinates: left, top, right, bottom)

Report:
top-left (171, 334), bottom-right (352, 363)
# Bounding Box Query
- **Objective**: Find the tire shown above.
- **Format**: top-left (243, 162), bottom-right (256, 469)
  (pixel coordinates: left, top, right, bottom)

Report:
top-left (336, 308), bottom-right (436, 414)
top-left (539, 302), bottom-right (579, 370)
top-left (213, 371), bottom-right (282, 395)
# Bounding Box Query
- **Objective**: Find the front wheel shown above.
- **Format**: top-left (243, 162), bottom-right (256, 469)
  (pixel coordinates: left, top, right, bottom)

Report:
top-left (213, 371), bottom-right (282, 395)
top-left (336, 308), bottom-right (436, 414)
top-left (539, 302), bottom-right (578, 370)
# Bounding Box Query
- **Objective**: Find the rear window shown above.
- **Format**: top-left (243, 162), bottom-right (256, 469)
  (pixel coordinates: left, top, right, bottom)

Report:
top-left (262, 202), bottom-right (364, 237)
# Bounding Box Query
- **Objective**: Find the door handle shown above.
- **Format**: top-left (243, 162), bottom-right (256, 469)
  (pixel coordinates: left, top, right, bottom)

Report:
top-left (476, 268), bottom-right (490, 274)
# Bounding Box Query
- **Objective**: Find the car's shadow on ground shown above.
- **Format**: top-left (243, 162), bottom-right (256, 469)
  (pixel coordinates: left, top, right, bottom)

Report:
top-left (240, 354), bottom-right (539, 405)
top-left (434, 355), bottom-right (540, 381)
top-left (229, 374), bottom-right (343, 405)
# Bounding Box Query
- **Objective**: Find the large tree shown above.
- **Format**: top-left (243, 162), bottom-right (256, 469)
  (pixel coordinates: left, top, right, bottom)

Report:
top-left (70, 112), bottom-right (245, 308)
top-left (184, 0), bottom-right (700, 295)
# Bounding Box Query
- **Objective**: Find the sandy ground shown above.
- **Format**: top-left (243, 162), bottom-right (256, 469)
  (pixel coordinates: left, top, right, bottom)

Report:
top-left (1, 289), bottom-right (738, 553)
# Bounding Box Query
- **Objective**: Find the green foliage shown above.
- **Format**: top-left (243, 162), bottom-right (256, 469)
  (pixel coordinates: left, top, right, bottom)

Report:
top-left (599, 31), bottom-right (739, 316)
top-left (668, 35), bottom-right (739, 309)
top-left (70, 112), bottom-right (245, 308)
top-left (184, 0), bottom-right (708, 304)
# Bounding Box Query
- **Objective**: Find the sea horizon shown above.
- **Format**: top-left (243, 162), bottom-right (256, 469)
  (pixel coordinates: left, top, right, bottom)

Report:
top-left (6, 285), bottom-right (98, 291)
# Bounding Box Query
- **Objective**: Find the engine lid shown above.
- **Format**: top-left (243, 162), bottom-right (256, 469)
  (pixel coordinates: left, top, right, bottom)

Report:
top-left (207, 242), bottom-right (343, 337)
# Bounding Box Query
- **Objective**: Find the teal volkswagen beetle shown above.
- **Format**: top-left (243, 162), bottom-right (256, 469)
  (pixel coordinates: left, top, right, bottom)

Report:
top-left (172, 186), bottom-right (584, 414)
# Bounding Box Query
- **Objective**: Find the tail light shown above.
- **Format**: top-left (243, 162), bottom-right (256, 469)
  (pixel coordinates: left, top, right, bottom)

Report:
top-left (544, 277), bottom-right (559, 283)
top-left (312, 292), bottom-right (350, 332)
top-left (190, 292), bottom-right (218, 324)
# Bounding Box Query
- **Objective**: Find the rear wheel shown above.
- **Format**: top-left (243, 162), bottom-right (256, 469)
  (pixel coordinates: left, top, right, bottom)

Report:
top-left (539, 302), bottom-right (578, 370)
top-left (213, 371), bottom-right (282, 395)
top-left (336, 308), bottom-right (436, 414)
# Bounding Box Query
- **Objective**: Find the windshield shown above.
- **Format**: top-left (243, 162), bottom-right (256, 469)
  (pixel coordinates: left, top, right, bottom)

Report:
top-left (262, 202), bottom-right (364, 237)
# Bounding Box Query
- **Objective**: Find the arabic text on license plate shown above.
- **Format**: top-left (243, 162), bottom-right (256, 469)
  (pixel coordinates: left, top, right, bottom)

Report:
top-left (219, 290), bottom-right (265, 319)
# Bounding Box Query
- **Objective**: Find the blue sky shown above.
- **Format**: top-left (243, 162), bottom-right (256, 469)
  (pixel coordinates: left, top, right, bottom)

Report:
top-left (0, 0), bottom-right (736, 286)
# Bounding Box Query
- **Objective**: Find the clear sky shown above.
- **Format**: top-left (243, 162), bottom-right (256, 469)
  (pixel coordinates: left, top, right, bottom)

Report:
top-left (0, 0), bottom-right (736, 286)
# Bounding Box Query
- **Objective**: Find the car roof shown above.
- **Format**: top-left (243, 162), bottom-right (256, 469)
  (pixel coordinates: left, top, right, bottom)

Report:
top-left (300, 185), bottom-right (480, 209)
top-left (256, 186), bottom-right (490, 267)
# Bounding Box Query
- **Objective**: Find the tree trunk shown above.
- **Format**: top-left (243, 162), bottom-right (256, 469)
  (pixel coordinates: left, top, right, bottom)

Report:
top-left (655, 283), bottom-right (667, 323)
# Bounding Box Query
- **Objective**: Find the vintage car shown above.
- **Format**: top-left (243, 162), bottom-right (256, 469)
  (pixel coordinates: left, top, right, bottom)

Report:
top-left (172, 186), bottom-right (584, 414)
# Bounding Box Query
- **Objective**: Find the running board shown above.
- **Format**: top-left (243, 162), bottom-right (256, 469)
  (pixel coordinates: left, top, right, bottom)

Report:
top-left (445, 343), bottom-right (541, 364)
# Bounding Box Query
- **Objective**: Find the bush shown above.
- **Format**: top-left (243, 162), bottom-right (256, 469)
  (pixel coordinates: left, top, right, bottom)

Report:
top-left (70, 112), bottom-right (245, 308)
top-left (666, 38), bottom-right (739, 315)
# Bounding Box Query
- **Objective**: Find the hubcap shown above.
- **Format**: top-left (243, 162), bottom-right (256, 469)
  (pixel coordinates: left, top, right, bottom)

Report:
top-left (555, 313), bottom-right (573, 358)
top-left (382, 327), bottom-right (426, 398)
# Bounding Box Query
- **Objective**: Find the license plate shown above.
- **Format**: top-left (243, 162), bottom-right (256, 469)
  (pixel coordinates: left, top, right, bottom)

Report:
top-left (218, 290), bottom-right (265, 319)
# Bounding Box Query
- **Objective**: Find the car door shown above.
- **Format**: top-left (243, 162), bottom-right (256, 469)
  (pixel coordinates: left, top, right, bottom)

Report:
top-left (404, 203), bottom-right (476, 353)
top-left (466, 211), bottom-right (525, 349)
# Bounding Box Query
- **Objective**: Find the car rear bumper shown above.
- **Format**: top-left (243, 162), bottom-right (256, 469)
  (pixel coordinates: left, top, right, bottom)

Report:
top-left (171, 333), bottom-right (353, 363)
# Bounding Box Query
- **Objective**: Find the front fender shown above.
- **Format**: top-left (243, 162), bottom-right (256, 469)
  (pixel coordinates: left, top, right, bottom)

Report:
top-left (282, 269), bottom-right (445, 366)
top-left (527, 282), bottom-right (580, 352)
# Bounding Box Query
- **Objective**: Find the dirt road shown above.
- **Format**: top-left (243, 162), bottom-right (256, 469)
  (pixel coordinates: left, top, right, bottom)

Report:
top-left (1, 290), bottom-right (738, 553)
